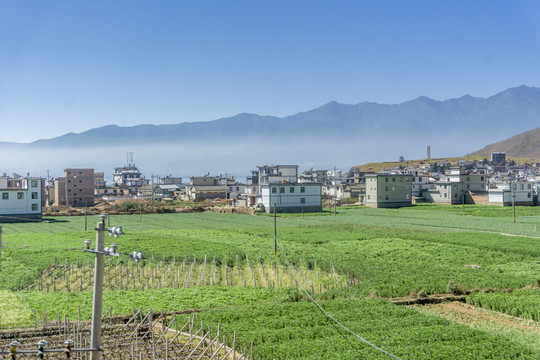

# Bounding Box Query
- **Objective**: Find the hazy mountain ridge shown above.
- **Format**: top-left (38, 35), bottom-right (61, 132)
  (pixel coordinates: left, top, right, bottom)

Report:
top-left (4, 85), bottom-right (540, 178)
top-left (21, 85), bottom-right (540, 148)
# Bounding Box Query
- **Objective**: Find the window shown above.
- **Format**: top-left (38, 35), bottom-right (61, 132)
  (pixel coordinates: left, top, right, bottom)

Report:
top-left (31, 180), bottom-right (38, 187)
top-left (466, 177), bottom-right (470, 181)
top-left (32, 192), bottom-right (38, 199)
top-left (32, 204), bottom-right (38, 211)
top-left (444, 193), bottom-right (447, 198)
top-left (392, 186), bottom-right (395, 191)
top-left (528, 184), bottom-right (532, 189)
top-left (236, 187), bottom-right (239, 191)
top-left (17, 192), bottom-right (24, 199)
top-left (528, 192), bottom-right (532, 198)
top-left (2, 193), bottom-right (8, 200)
top-left (280, 187), bottom-right (285, 193)
top-left (385, 196), bottom-right (389, 200)
top-left (385, 177), bottom-right (388, 182)
top-left (481, 176), bottom-right (484, 181)
top-left (300, 197), bottom-right (305, 204)
top-left (385, 186), bottom-right (389, 191)
top-left (520, 184), bottom-right (524, 190)
top-left (392, 177), bottom-right (395, 182)
top-left (228, 187), bottom-right (232, 191)
top-left (272, 187), bottom-right (277, 194)
top-left (300, 187), bottom-right (305, 193)
top-left (289, 187), bottom-right (294, 193)
top-left (367, 195), bottom-right (371, 200)
top-left (418, 177), bottom-right (422, 182)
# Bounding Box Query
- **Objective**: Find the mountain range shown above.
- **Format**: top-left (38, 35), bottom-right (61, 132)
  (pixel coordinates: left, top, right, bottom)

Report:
top-left (2, 85), bottom-right (540, 177)
top-left (18, 85), bottom-right (540, 148)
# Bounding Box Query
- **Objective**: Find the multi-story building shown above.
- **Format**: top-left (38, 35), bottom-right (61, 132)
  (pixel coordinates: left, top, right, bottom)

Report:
top-left (257, 165), bottom-right (298, 184)
top-left (411, 174), bottom-right (431, 197)
top-left (55, 168), bottom-right (95, 207)
top-left (423, 182), bottom-right (465, 204)
top-left (0, 174), bottom-right (44, 221)
top-left (94, 172), bottom-right (105, 189)
top-left (113, 164), bottom-right (149, 193)
top-left (260, 183), bottom-right (322, 213)
top-left (446, 167), bottom-right (487, 192)
top-left (254, 164), bottom-right (322, 212)
top-left (365, 174), bottom-right (413, 208)
top-left (491, 152), bottom-right (506, 164)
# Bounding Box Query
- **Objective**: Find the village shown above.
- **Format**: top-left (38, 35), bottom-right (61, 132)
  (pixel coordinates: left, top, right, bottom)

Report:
top-left (1, 150), bottom-right (539, 222)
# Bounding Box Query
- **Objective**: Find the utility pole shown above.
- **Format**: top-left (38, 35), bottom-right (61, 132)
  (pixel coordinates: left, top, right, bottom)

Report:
top-left (90, 215), bottom-right (106, 360)
top-left (511, 181), bottom-right (516, 223)
top-left (64, 171), bottom-right (69, 214)
top-left (333, 167), bottom-right (337, 216)
top-left (273, 203), bottom-right (277, 257)
top-left (151, 174), bottom-right (155, 211)
top-left (0, 226), bottom-right (2, 271)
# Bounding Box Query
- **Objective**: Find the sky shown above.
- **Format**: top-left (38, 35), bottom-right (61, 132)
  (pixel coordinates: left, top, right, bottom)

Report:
top-left (1, 1), bottom-right (540, 143)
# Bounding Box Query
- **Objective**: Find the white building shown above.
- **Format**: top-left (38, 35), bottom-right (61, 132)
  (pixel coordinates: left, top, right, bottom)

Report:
top-left (411, 174), bottom-right (431, 197)
top-left (0, 175), bottom-right (43, 222)
top-left (261, 183), bottom-right (322, 213)
top-left (489, 182), bottom-right (535, 206)
top-left (113, 163), bottom-right (149, 193)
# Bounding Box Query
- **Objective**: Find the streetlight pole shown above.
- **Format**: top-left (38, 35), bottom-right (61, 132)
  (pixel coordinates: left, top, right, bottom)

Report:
top-left (90, 215), bottom-right (106, 360)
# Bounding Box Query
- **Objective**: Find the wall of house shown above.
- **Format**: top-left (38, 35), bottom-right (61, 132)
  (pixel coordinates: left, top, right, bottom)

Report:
top-left (488, 189), bottom-right (534, 206)
top-left (261, 183), bottom-right (322, 213)
top-left (365, 175), bottom-right (412, 208)
top-left (0, 178), bottom-right (42, 221)
top-left (55, 168), bottom-right (95, 207)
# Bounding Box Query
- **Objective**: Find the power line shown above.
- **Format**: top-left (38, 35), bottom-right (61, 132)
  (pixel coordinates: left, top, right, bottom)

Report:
top-left (276, 244), bottom-right (404, 360)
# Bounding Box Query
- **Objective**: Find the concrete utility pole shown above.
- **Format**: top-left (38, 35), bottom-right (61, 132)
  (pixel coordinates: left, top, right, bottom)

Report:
top-left (511, 182), bottom-right (516, 223)
top-left (273, 204), bottom-right (277, 257)
top-left (90, 215), bottom-right (106, 360)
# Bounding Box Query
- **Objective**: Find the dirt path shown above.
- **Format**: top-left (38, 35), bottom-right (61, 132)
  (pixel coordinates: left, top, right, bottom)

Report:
top-left (415, 301), bottom-right (540, 350)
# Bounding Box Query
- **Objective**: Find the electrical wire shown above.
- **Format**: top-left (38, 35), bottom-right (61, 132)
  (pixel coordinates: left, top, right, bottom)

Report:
top-left (276, 244), bottom-right (404, 360)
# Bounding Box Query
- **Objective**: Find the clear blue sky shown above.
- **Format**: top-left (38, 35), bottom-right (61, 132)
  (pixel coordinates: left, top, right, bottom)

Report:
top-left (1, 1), bottom-right (540, 143)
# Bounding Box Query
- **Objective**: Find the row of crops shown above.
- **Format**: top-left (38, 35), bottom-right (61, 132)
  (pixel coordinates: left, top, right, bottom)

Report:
top-left (467, 289), bottom-right (540, 322)
top-left (28, 256), bottom-right (348, 293)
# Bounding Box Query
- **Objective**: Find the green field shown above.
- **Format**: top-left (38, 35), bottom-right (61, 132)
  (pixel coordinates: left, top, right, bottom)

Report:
top-left (0, 204), bottom-right (539, 359)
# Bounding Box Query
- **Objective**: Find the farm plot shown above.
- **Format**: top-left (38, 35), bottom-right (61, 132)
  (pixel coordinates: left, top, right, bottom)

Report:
top-left (1, 206), bottom-right (539, 359)
top-left (467, 289), bottom-right (540, 322)
top-left (173, 298), bottom-right (539, 360)
top-left (28, 255), bottom-right (348, 294)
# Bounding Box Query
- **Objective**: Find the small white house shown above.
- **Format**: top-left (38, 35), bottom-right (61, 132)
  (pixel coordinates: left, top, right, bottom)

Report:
top-left (260, 183), bottom-right (322, 213)
top-left (488, 182), bottom-right (535, 206)
top-left (0, 176), bottom-right (43, 222)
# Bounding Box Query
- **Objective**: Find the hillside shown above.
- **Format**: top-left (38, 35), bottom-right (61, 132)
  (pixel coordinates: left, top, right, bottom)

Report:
top-left (353, 154), bottom-right (535, 173)
top-left (472, 127), bottom-right (540, 159)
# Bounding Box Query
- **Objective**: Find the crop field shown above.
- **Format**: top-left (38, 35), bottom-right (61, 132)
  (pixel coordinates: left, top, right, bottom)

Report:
top-left (0, 204), bottom-right (539, 359)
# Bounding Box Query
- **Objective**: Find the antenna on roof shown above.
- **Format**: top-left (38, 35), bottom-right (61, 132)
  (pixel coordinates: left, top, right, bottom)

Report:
top-left (127, 152), bottom-right (134, 166)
